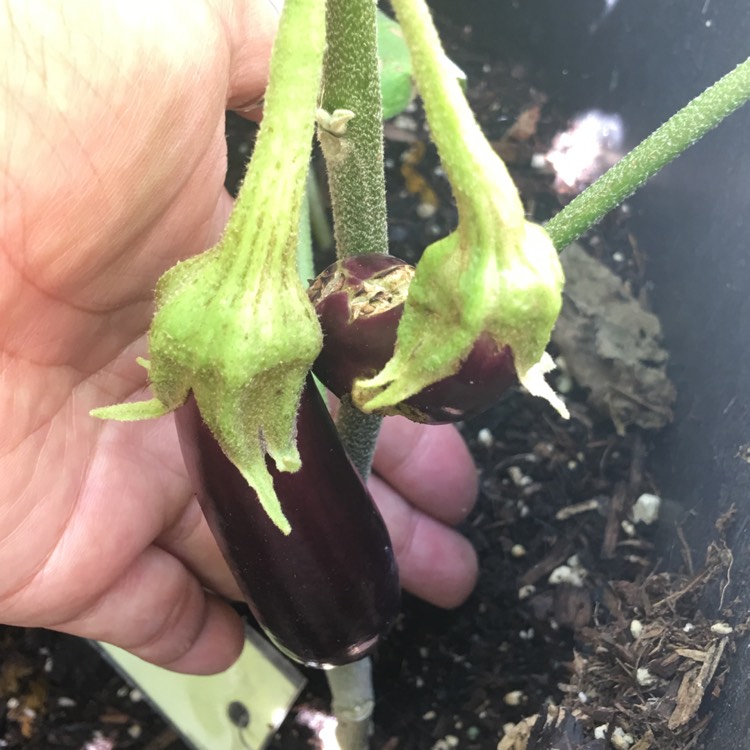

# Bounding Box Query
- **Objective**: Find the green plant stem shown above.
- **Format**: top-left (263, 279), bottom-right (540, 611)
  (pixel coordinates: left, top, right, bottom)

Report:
top-left (390, 0), bottom-right (525, 241)
top-left (321, 0), bottom-right (387, 489)
top-left (319, 0), bottom-right (389, 258)
top-left (545, 56), bottom-right (750, 251)
top-left (222, 0), bottom-right (326, 283)
top-left (320, 4), bottom-right (389, 749)
top-left (334, 397), bottom-right (381, 479)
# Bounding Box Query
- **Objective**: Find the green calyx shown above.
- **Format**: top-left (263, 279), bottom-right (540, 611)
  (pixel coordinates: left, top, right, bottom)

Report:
top-left (355, 0), bottom-right (567, 417)
top-left (90, 0), bottom-right (327, 534)
top-left (353, 220), bottom-right (566, 418)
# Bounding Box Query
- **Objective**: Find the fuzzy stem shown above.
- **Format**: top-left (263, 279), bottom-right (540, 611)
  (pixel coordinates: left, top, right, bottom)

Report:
top-left (319, 0), bottom-right (389, 258)
top-left (389, 0), bottom-right (525, 242)
top-left (222, 0), bottom-right (326, 283)
top-left (321, 0), bottom-right (388, 479)
top-left (335, 398), bottom-right (382, 479)
top-left (321, 4), bottom-right (389, 746)
top-left (545, 56), bottom-right (750, 250)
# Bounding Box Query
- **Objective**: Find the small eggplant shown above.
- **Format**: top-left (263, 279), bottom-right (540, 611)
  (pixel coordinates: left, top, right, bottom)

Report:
top-left (174, 375), bottom-right (400, 668)
top-left (308, 254), bottom-right (517, 423)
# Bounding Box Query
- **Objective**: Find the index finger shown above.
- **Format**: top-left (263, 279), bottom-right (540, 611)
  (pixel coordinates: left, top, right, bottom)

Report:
top-left (371, 416), bottom-right (478, 526)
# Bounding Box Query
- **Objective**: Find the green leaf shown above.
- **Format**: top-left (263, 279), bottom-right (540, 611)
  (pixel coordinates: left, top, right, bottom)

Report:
top-left (377, 10), bottom-right (466, 121)
top-left (377, 11), bottom-right (414, 120)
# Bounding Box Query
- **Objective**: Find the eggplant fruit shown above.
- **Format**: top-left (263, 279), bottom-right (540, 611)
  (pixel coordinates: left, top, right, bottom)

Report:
top-left (308, 254), bottom-right (517, 423)
top-left (174, 375), bottom-right (400, 668)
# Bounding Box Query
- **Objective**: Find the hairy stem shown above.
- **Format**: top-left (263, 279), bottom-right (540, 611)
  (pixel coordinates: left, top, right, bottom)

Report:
top-left (301, 55), bottom-right (385, 750)
top-left (319, 0), bottom-right (389, 258)
top-left (545, 56), bottom-right (750, 250)
top-left (335, 397), bottom-right (382, 479)
top-left (321, 2), bottom-right (390, 747)
top-left (321, 0), bottom-right (387, 510)
top-left (223, 0), bottom-right (326, 284)
top-left (390, 0), bottom-right (525, 244)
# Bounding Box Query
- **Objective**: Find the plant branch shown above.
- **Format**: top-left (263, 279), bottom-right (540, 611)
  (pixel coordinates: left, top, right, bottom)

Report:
top-left (321, 0), bottom-right (388, 512)
top-left (390, 0), bottom-right (524, 236)
top-left (545, 56), bottom-right (750, 250)
top-left (320, 2), bottom-right (390, 748)
top-left (227, 0), bottom-right (327, 279)
top-left (334, 398), bottom-right (382, 479)
top-left (319, 0), bottom-right (389, 258)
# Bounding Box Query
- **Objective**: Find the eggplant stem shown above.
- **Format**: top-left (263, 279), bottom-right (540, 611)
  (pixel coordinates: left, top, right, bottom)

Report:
top-left (335, 397), bottom-right (382, 479)
top-left (320, 0), bottom-right (394, 746)
top-left (545, 55), bottom-right (750, 250)
top-left (319, 0), bottom-right (388, 258)
top-left (328, 657), bottom-right (375, 750)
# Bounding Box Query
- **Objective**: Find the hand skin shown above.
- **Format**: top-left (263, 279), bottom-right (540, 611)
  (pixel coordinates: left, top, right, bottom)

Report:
top-left (0, 0), bottom-right (479, 675)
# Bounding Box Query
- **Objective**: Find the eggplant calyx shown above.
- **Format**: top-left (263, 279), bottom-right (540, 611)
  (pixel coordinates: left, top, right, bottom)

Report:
top-left (90, 397), bottom-right (171, 422)
top-left (352, 0), bottom-right (567, 419)
top-left (90, 0), bottom-right (329, 534)
top-left (89, 235), bottom-right (321, 536)
top-left (352, 221), bottom-right (567, 419)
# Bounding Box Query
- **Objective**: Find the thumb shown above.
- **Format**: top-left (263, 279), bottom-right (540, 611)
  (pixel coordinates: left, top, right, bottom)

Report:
top-left (222, 0), bottom-right (281, 117)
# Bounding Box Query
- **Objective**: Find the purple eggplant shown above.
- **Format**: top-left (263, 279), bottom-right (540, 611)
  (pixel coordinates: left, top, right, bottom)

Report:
top-left (174, 375), bottom-right (400, 668)
top-left (308, 254), bottom-right (518, 423)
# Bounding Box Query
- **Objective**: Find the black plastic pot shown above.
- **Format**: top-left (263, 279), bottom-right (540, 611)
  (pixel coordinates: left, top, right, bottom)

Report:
top-left (573, 8), bottom-right (750, 747)
top-left (435, 1), bottom-right (750, 744)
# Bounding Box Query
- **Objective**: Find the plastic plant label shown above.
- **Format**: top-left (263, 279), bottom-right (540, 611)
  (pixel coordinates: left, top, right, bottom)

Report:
top-left (94, 629), bottom-right (305, 750)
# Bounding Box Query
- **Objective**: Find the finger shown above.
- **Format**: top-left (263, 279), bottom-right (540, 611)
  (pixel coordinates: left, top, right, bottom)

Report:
top-left (368, 474), bottom-right (478, 609)
top-left (224, 0), bottom-right (280, 119)
top-left (157, 493), bottom-right (243, 602)
top-left (110, 407), bottom-right (245, 603)
top-left (372, 417), bottom-right (479, 526)
top-left (52, 545), bottom-right (244, 675)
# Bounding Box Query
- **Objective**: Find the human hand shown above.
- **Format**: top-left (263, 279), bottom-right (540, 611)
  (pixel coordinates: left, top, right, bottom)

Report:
top-left (0, 0), bottom-right (478, 675)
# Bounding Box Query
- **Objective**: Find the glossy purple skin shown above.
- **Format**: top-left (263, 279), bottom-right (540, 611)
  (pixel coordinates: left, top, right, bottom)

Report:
top-left (174, 376), bottom-right (400, 668)
top-left (310, 254), bottom-right (518, 424)
top-left (406, 332), bottom-right (517, 422)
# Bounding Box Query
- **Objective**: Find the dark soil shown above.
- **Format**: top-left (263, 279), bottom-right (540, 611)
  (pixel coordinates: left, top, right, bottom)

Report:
top-left (1, 9), bottom-right (743, 750)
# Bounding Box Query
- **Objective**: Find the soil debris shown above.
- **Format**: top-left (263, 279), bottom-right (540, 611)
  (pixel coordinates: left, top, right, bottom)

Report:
top-left (552, 243), bottom-right (676, 433)
top-left (550, 509), bottom-right (744, 750)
